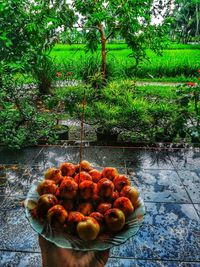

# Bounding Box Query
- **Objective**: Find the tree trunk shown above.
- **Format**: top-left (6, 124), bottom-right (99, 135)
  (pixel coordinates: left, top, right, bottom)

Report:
top-left (98, 23), bottom-right (106, 84)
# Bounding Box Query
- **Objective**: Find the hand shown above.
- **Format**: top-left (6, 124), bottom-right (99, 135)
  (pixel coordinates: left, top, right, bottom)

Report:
top-left (39, 235), bottom-right (110, 267)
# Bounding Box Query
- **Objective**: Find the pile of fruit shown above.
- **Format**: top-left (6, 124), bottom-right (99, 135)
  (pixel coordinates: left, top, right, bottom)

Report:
top-left (33, 160), bottom-right (140, 241)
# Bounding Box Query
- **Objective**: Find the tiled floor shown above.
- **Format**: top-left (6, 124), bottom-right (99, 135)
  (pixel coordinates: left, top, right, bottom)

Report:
top-left (0, 146), bottom-right (199, 267)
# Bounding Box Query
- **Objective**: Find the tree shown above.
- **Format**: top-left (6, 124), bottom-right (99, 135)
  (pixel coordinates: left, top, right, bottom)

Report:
top-left (73, 0), bottom-right (170, 83)
top-left (170, 0), bottom-right (200, 43)
top-left (0, 0), bottom-right (76, 93)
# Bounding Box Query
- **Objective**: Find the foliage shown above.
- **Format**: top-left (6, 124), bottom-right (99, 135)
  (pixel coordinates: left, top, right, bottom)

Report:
top-left (0, 73), bottom-right (56, 149)
top-left (73, 0), bottom-right (170, 83)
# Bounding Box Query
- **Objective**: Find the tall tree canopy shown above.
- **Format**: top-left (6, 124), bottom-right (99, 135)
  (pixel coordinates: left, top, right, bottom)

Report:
top-left (73, 0), bottom-right (170, 81)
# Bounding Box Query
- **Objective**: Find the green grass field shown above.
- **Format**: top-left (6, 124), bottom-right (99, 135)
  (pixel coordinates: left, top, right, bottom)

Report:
top-left (50, 43), bottom-right (200, 80)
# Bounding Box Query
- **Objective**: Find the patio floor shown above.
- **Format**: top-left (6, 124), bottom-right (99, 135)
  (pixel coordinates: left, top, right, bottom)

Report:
top-left (0, 145), bottom-right (199, 267)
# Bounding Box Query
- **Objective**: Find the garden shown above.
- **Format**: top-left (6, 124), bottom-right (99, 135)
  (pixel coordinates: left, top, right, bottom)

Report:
top-left (1, 0), bottom-right (200, 149)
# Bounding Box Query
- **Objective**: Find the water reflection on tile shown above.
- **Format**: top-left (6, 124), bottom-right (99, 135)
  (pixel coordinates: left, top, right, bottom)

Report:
top-left (111, 203), bottom-right (200, 261)
top-left (83, 147), bottom-right (125, 168)
top-left (0, 251), bottom-right (41, 267)
top-left (128, 169), bottom-right (190, 203)
top-left (124, 148), bottom-right (173, 170)
top-left (177, 170), bottom-right (200, 204)
top-left (0, 208), bottom-right (39, 252)
top-left (0, 147), bottom-right (42, 165)
top-left (33, 146), bottom-right (80, 167)
top-left (169, 149), bottom-right (200, 170)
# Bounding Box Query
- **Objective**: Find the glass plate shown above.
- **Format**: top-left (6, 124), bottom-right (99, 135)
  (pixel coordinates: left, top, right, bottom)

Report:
top-left (24, 178), bottom-right (145, 251)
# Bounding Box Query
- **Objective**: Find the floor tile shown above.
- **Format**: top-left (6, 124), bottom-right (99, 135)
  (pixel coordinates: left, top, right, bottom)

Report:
top-left (0, 147), bottom-right (42, 165)
top-left (110, 203), bottom-right (200, 261)
top-left (0, 251), bottom-right (41, 267)
top-left (169, 149), bottom-right (200, 170)
top-left (124, 148), bottom-right (173, 170)
top-left (177, 170), bottom-right (200, 204)
top-left (33, 146), bottom-right (80, 167)
top-left (0, 208), bottom-right (39, 252)
top-left (128, 169), bottom-right (190, 203)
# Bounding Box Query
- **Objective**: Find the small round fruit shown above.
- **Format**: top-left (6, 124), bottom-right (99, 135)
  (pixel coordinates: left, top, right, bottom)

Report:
top-left (74, 171), bottom-right (92, 184)
top-left (59, 177), bottom-right (78, 199)
top-left (79, 180), bottom-right (95, 200)
top-left (37, 179), bottom-right (57, 196)
top-left (77, 202), bottom-right (93, 216)
top-left (113, 197), bottom-right (134, 217)
top-left (113, 175), bottom-right (131, 192)
top-left (89, 169), bottom-right (102, 183)
top-left (47, 205), bottom-right (68, 228)
top-left (60, 162), bottom-right (76, 177)
top-left (67, 211), bottom-right (85, 234)
top-left (97, 178), bottom-right (114, 198)
top-left (37, 194), bottom-right (58, 217)
top-left (60, 199), bottom-right (74, 212)
top-left (80, 160), bottom-right (92, 172)
top-left (101, 167), bottom-right (118, 181)
top-left (77, 217), bottom-right (100, 241)
top-left (90, 212), bottom-right (104, 232)
top-left (97, 203), bottom-right (112, 215)
top-left (44, 167), bottom-right (63, 184)
top-left (104, 208), bottom-right (125, 232)
top-left (120, 186), bottom-right (139, 206)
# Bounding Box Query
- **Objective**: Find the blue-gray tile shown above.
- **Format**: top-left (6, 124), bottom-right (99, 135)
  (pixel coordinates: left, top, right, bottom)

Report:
top-left (0, 147), bottom-right (42, 165)
top-left (33, 146), bottom-right (80, 167)
top-left (0, 208), bottom-right (39, 252)
top-left (124, 148), bottom-right (174, 170)
top-left (169, 149), bottom-right (200, 170)
top-left (0, 251), bottom-right (41, 267)
top-left (177, 170), bottom-right (200, 204)
top-left (194, 204), bottom-right (200, 218)
top-left (83, 147), bottom-right (125, 168)
top-left (110, 203), bottom-right (200, 261)
top-left (128, 169), bottom-right (190, 203)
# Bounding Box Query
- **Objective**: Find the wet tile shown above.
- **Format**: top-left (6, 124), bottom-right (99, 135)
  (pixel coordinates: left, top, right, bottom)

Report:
top-left (169, 149), bottom-right (200, 170)
top-left (177, 170), bottom-right (200, 204)
top-left (106, 258), bottom-right (182, 267)
top-left (124, 148), bottom-right (173, 170)
top-left (83, 147), bottom-right (125, 168)
top-left (0, 147), bottom-right (42, 165)
top-left (33, 146), bottom-right (80, 167)
top-left (0, 251), bottom-right (41, 267)
top-left (110, 203), bottom-right (200, 261)
top-left (128, 169), bottom-right (190, 203)
top-left (0, 165), bottom-right (25, 196)
top-left (0, 208), bottom-right (39, 252)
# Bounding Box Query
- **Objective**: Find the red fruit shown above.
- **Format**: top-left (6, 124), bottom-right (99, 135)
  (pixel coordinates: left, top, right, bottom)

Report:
top-left (77, 202), bottom-right (93, 216)
top-left (120, 186), bottom-right (139, 206)
top-left (113, 197), bottom-right (134, 217)
top-left (37, 194), bottom-right (58, 217)
top-left (74, 171), bottom-right (92, 184)
top-left (47, 205), bottom-right (68, 228)
top-left (80, 160), bottom-right (92, 172)
top-left (77, 216), bottom-right (100, 241)
top-left (89, 169), bottom-right (102, 183)
top-left (60, 162), bottom-right (76, 177)
top-left (101, 167), bottom-right (118, 181)
top-left (60, 199), bottom-right (74, 212)
top-left (90, 212), bottom-right (104, 232)
top-left (104, 208), bottom-right (125, 232)
top-left (97, 203), bottom-right (112, 215)
top-left (113, 175), bottom-right (131, 192)
top-left (107, 191), bottom-right (119, 203)
top-left (59, 177), bottom-right (78, 199)
top-left (37, 179), bottom-right (57, 196)
top-left (44, 167), bottom-right (63, 184)
top-left (97, 178), bottom-right (114, 198)
top-left (67, 211), bottom-right (85, 234)
top-left (79, 180), bottom-right (95, 200)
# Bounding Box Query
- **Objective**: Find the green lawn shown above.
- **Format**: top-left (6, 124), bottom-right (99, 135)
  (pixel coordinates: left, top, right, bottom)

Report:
top-left (50, 43), bottom-right (200, 80)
